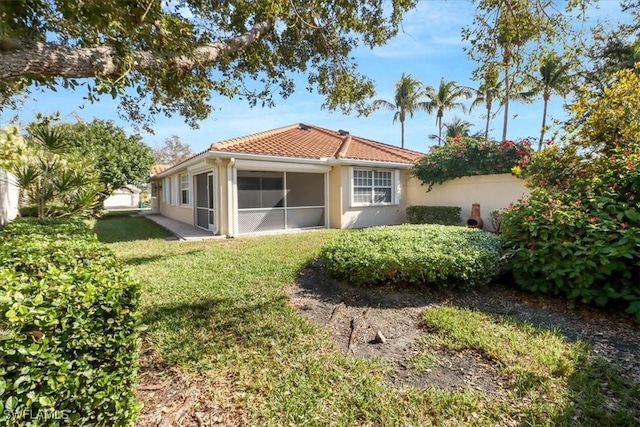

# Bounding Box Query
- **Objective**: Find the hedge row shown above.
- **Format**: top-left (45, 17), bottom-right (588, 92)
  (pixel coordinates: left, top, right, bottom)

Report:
top-left (0, 218), bottom-right (142, 426)
top-left (321, 224), bottom-right (503, 288)
top-left (406, 206), bottom-right (462, 225)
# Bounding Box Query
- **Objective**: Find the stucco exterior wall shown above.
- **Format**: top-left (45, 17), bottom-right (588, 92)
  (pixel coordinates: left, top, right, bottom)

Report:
top-left (337, 167), bottom-right (411, 229)
top-left (328, 166), bottom-right (343, 229)
top-left (159, 203), bottom-right (193, 224)
top-left (0, 169), bottom-right (20, 225)
top-left (406, 173), bottom-right (530, 231)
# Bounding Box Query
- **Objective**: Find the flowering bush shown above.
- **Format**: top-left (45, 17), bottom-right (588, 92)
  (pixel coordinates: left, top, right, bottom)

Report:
top-left (502, 66), bottom-right (640, 318)
top-left (413, 136), bottom-right (532, 191)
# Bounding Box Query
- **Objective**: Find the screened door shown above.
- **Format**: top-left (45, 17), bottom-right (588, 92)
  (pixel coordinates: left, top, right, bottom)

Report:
top-left (195, 172), bottom-right (216, 232)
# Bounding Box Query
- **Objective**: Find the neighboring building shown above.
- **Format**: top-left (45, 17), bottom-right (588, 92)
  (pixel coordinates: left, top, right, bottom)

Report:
top-left (103, 185), bottom-right (142, 209)
top-left (0, 168), bottom-right (19, 225)
top-left (150, 123), bottom-right (423, 237)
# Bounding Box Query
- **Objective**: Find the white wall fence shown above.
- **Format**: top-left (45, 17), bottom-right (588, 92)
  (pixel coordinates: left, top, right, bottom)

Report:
top-left (406, 173), bottom-right (531, 231)
top-left (0, 169), bottom-right (20, 225)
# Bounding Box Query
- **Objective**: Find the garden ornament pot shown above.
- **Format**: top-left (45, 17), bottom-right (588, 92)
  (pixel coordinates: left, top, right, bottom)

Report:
top-left (466, 203), bottom-right (484, 229)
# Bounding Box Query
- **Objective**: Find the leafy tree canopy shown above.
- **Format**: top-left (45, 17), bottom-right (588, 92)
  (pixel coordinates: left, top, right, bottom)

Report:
top-left (153, 135), bottom-right (193, 165)
top-left (54, 118), bottom-right (154, 199)
top-left (0, 0), bottom-right (416, 131)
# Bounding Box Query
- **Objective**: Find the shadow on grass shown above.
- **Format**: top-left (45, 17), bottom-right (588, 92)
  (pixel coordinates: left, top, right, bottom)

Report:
top-left (92, 216), bottom-right (174, 243)
top-left (124, 250), bottom-right (204, 266)
top-left (548, 357), bottom-right (640, 426)
top-left (142, 294), bottom-right (299, 367)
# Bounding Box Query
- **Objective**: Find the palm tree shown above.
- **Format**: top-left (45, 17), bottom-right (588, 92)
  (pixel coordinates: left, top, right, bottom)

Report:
top-left (444, 117), bottom-right (474, 138)
top-left (471, 65), bottom-right (502, 141)
top-left (428, 116), bottom-right (475, 142)
top-left (370, 73), bottom-right (431, 148)
top-left (522, 56), bottom-right (571, 150)
top-left (425, 78), bottom-right (473, 145)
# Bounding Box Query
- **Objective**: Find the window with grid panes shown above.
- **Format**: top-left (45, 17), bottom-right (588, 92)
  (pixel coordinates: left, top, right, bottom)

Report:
top-left (180, 174), bottom-right (190, 205)
top-left (352, 169), bottom-right (392, 205)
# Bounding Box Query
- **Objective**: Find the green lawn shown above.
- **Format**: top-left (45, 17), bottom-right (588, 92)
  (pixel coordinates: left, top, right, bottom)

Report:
top-left (94, 216), bottom-right (640, 426)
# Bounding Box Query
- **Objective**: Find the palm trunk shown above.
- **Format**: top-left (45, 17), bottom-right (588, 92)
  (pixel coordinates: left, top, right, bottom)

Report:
top-left (437, 112), bottom-right (443, 145)
top-left (484, 98), bottom-right (492, 141)
top-left (400, 119), bottom-right (405, 148)
top-left (502, 71), bottom-right (510, 142)
top-left (538, 92), bottom-right (550, 150)
top-left (501, 47), bottom-right (511, 142)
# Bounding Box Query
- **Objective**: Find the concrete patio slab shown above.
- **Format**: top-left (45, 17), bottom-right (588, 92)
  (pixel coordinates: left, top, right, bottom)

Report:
top-left (140, 213), bottom-right (223, 241)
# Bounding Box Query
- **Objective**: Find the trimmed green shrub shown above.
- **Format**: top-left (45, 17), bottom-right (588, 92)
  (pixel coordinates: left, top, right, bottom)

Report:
top-left (321, 224), bottom-right (503, 288)
top-left (406, 206), bottom-right (461, 225)
top-left (0, 218), bottom-right (142, 426)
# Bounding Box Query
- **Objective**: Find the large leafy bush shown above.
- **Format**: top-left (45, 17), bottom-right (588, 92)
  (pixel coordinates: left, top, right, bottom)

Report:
top-left (503, 66), bottom-right (640, 318)
top-left (321, 224), bottom-right (503, 288)
top-left (413, 136), bottom-right (532, 190)
top-left (0, 219), bottom-right (142, 426)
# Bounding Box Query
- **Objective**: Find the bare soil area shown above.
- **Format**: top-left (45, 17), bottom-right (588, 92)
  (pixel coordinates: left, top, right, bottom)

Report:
top-left (287, 259), bottom-right (640, 391)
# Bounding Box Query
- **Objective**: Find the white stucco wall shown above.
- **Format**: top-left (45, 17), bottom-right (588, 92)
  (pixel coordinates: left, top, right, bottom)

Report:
top-left (0, 169), bottom-right (20, 225)
top-left (406, 173), bottom-right (531, 231)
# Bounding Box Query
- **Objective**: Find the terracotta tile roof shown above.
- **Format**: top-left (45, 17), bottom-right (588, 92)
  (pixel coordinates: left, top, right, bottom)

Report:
top-left (150, 164), bottom-right (173, 176)
top-left (209, 123), bottom-right (424, 164)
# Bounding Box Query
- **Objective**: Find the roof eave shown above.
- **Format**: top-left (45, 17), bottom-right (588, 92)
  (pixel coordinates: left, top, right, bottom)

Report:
top-left (328, 158), bottom-right (416, 169)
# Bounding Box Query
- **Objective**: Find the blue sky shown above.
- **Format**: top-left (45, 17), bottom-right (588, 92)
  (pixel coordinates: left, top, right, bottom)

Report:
top-left (0, 0), bottom-right (629, 154)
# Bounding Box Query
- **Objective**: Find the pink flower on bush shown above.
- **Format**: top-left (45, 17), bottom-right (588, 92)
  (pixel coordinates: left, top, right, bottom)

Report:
top-left (620, 222), bottom-right (628, 229)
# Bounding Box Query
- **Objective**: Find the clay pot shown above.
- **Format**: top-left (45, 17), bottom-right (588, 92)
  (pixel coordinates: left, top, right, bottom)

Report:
top-left (466, 203), bottom-right (484, 230)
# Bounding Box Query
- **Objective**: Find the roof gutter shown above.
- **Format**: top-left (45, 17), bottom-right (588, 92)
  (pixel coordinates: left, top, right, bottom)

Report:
top-left (151, 152), bottom-right (217, 179)
top-left (327, 158), bottom-right (416, 169)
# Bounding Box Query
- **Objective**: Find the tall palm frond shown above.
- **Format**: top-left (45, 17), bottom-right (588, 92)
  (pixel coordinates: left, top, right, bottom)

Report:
top-left (425, 78), bottom-right (474, 145)
top-left (370, 73), bottom-right (431, 148)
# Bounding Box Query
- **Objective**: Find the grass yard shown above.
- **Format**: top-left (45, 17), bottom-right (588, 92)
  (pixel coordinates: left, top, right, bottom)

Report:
top-left (93, 216), bottom-right (640, 426)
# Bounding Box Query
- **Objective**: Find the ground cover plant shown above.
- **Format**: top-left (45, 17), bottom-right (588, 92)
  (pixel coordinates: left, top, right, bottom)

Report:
top-left (93, 215), bottom-right (640, 426)
top-left (0, 218), bottom-right (142, 426)
top-left (321, 224), bottom-right (503, 287)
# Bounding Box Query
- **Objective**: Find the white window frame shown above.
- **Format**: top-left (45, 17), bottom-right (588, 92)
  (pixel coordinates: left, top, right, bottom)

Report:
top-left (350, 168), bottom-right (396, 207)
top-left (180, 174), bottom-right (190, 205)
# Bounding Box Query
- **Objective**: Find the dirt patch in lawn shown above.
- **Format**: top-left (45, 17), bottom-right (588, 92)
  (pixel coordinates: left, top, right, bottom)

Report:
top-left (135, 345), bottom-right (242, 427)
top-left (287, 259), bottom-right (640, 390)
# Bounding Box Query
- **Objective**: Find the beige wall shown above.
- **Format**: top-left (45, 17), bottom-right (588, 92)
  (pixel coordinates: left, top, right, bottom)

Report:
top-left (332, 166), bottom-right (411, 229)
top-left (328, 166), bottom-right (343, 229)
top-left (159, 203), bottom-right (192, 224)
top-left (407, 173), bottom-right (530, 231)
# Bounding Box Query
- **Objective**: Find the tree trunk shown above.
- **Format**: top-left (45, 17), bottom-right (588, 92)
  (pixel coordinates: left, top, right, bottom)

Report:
top-left (501, 46), bottom-right (511, 143)
top-left (400, 119), bottom-right (405, 148)
top-left (437, 111), bottom-right (443, 145)
top-left (484, 98), bottom-right (492, 141)
top-left (0, 20), bottom-right (272, 79)
top-left (502, 71), bottom-right (510, 142)
top-left (538, 91), bottom-right (550, 150)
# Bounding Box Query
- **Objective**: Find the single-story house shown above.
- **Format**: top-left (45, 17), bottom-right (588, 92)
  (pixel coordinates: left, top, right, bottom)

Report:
top-left (150, 123), bottom-right (424, 237)
top-left (103, 185), bottom-right (142, 209)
